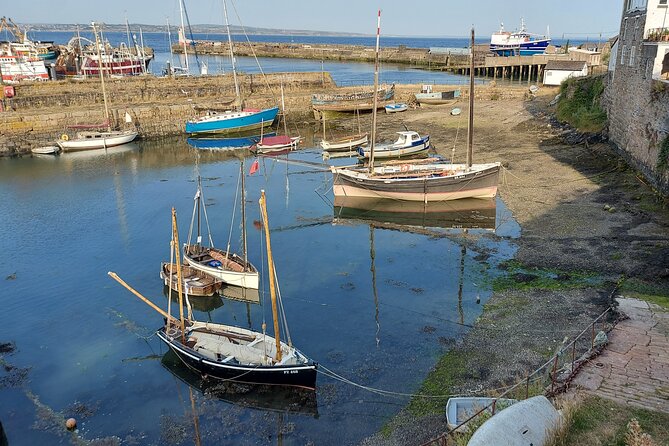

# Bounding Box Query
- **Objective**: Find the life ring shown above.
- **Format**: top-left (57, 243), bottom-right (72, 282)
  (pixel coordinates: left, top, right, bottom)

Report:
top-left (60, 134), bottom-right (69, 141)
top-left (400, 164), bottom-right (410, 173)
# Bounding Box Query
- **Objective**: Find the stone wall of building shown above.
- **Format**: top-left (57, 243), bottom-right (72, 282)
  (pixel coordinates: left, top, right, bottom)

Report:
top-left (605, 5), bottom-right (669, 195)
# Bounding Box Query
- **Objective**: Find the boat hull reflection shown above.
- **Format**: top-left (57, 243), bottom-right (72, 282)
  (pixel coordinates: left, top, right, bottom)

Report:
top-left (161, 350), bottom-right (318, 417)
top-left (333, 196), bottom-right (496, 230)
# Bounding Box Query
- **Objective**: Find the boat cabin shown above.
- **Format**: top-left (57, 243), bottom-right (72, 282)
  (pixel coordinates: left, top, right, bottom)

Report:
top-left (394, 131), bottom-right (421, 147)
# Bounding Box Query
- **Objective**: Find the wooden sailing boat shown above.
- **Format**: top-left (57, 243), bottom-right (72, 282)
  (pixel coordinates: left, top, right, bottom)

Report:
top-left (109, 197), bottom-right (318, 389)
top-left (182, 170), bottom-right (259, 290)
top-left (320, 110), bottom-right (368, 152)
top-left (330, 26), bottom-right (501, 202)
top-left (185, 0), bottom-right (279, 135)
top-left (57, 22), bottom-right (138, 152)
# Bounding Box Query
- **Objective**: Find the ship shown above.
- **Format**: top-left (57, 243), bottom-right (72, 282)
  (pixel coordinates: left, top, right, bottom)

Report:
top-left (490, 19), bottom-right (551, 56)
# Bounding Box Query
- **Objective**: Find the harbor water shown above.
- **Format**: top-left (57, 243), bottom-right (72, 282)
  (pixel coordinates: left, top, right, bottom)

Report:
top-left (0, 135), bottom-right (520, 445)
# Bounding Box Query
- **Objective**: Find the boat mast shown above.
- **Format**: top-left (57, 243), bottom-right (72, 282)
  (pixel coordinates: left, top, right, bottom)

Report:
top-left (259, 190), bottom-right (282, 362)
top-left (223, 0), bottom-right (241, 106)
top-left (369, 9), bottom-right (381, 174)
top-left (125, 17), bottom-right (132, 59)
top-left (280, 83), bottom-right (288, 136)
top-left (166, 17), bottom-right (175, 73)
top-left (179, 0), bottom-right (189, 74)
top-left (171, 208), bottom-right (187, 340)
top-left (92, 22), bottom-right (111, 132)
top-left (466, 27), bottom-right (474, 170)
top-left (240, 160), bottom-right (248, 271)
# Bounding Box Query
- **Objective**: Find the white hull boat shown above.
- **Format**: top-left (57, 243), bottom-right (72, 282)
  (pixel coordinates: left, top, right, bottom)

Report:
top-left (183, 247), bottom-right (259, 290)
top-left (320, 133), bottom-right (369, 152)
top-left (57, 130), bottom-right (138, 152)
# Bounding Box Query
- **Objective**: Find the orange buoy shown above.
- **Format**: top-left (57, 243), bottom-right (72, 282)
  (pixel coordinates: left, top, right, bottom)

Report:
top-left (65, 418), bottom-right (77, 430)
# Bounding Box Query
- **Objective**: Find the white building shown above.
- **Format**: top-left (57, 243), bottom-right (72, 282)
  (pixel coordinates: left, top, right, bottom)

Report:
top-left (543, 60), bottom-right (589, 85)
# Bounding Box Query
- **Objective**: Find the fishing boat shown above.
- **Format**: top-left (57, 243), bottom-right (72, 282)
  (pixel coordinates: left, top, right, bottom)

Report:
top-left (415, 86), bottom-right (461, 105)
top-left (56, 23), bottom-right (138, 152)
top-left (357, 131), bottom-right (430, 160)
top-left (160, 263), bottom-right (223, 297)
top-left (331, 26), bottom-right (501, 202)
top-left (185, 0), bottom-right (279, 135)
top-left (490, 19), bottom-right (551, 56)
top-left (183, 172), bottom-right (259, 290)
top-left (0, 53), bottom-right (49, 83)
top-left (109, 195), bottom-right (318, 389)
top-left (384, 103), bottom-right (408, 113)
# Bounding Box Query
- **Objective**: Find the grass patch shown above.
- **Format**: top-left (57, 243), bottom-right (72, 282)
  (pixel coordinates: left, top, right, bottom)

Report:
top-left (492, 260), bottom-right (604, 292)
top-left (556, 395), bottom-right (669, 445)
top-left (619, 278), bottom-right (669, 310)
top-left (658, 135), bottom-right (669, 172)
top-left (405, 349), bottom-right (471, 417)
top-left (556, 75), bottom-right (608, 133)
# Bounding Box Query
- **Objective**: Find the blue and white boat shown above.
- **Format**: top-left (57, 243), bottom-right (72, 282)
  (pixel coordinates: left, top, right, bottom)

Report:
top-left (357, 131), bottom-right (430, 159)
top-left (385, 103), bottom-right (408, 113)
top-left (490, 19), bottom-right (551, 56)
top-left (185, 107), bottom-right (279, 135)
top-left (184, 0), bottom-right (279, 135)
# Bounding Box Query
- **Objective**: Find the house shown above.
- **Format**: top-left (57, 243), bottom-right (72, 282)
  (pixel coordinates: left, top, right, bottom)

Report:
top-left (543, 60), bottom-right (588, 85)
top-left (605, 0), bottom-right (669, 195)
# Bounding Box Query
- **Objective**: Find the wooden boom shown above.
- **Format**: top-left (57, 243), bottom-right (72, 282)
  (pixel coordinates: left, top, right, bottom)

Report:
top-left (108, 271), bottom-right (177, 322)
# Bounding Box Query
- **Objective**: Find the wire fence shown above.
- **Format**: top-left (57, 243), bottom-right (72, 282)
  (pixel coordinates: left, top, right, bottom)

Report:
top-left (421, 304), bottom-right (619, 446)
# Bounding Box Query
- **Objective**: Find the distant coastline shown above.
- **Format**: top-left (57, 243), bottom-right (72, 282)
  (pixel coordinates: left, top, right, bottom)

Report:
top-left (17, 22), bottom-right (373, 37)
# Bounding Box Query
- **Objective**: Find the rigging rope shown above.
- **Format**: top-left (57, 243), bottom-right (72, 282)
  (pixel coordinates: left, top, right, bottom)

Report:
top-left (225, 166), bottom-right (242, 259)
top-left (229, 0), bottom-right (277, 103)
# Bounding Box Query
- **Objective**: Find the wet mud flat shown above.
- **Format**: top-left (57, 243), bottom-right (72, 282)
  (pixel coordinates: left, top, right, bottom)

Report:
top-left (356, 89), bottom-right (669, 445)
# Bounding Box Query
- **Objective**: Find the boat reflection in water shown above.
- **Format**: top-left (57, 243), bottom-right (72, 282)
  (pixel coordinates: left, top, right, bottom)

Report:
top-left (163, 285), bottom-right (225, 313)
top-left (59, 141), bottom-right (140, 160)
top-left (333, 196), bottom-right (497, 231)
top-left (187, 132), bottom-right (275, 151)
top-left (161, 350), bottom-right (318, 417)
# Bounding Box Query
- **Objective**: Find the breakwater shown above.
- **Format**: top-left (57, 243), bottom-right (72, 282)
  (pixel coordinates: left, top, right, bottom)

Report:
top-left (175, 41), bottom-right (476, 69)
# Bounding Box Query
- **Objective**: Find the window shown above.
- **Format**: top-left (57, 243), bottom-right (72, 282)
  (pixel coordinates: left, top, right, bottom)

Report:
top-left (620, 45), bottom-right (626, 65)
top-left (623, 18), bottom-right (628, 39)
top-left (660, 0), bottom-right (667, 6)
top-left (630, 47), bottom-right (636, 66)
top-left (625, 0), bottom-right (647, 11)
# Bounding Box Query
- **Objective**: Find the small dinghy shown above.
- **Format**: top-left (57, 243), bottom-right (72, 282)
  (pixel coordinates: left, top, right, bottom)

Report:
top-left (384, 103), bottom-right (408, 113)
top-left (446, 397), bottom-right (517, 430)
top-left (468, 396), bottom-right (562, 446)
top-left (31, 145), bottom-right (60, 155)
top-left (450, 107), bottom-right (462, 116)
top-left (160, 262), bottom-right (223, 297)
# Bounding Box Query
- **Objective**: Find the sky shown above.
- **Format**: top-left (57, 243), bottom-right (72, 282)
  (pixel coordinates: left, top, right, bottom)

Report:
top-left (7, 0), bottom-right (623, 38)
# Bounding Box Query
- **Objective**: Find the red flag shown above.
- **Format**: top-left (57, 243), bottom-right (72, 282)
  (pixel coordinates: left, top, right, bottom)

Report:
top-left (249, 159), bottom-right (259, 175)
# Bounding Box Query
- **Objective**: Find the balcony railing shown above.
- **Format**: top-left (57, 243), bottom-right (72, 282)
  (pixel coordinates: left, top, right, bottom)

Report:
top-left (646, 27), bottom-right (669, 42)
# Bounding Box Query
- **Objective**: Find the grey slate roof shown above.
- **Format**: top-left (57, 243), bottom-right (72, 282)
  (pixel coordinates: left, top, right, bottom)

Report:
top-left (545, 60), bottom-right (588, 71)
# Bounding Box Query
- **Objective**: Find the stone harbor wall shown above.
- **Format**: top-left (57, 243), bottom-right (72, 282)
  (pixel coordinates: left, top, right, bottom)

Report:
top-left (603, 6), bottom-right (669, 195)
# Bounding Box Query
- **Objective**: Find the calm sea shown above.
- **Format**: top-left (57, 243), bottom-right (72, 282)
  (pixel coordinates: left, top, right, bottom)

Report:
top-left (0, 136), bottom-right (520, 445)
top-left (25, 31), bottom-right (591, 86)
